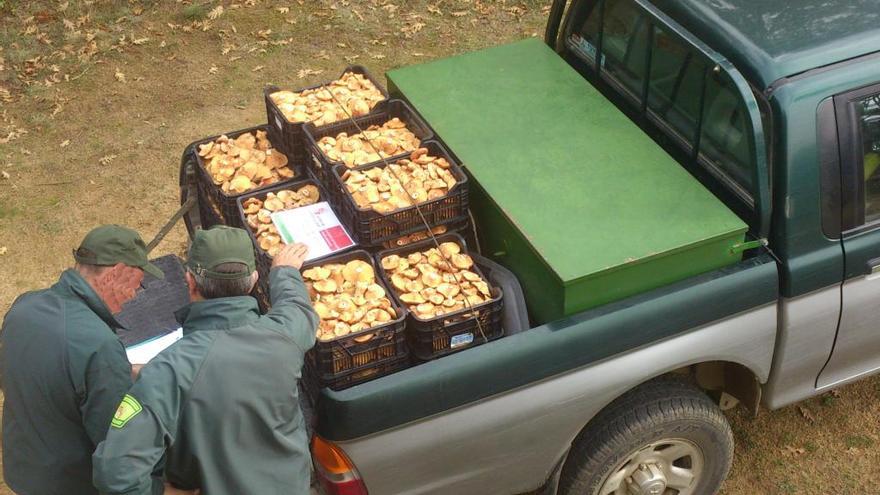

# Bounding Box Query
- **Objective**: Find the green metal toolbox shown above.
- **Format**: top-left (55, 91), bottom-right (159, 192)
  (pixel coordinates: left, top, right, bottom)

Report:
top-left (386, 38), bottom-right (748, 325)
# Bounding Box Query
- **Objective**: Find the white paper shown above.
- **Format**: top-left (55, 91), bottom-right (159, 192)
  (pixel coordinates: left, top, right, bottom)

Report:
top-left (125, 328), bottom-right (183, 365)
top-left (270, 201), bottom-right (355, 261)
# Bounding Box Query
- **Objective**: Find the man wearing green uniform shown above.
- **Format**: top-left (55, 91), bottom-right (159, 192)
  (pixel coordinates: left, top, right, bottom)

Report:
top-left (93, 226), bottom-right (318, 495)
top-left (1, 225), bottom-right (163, 494)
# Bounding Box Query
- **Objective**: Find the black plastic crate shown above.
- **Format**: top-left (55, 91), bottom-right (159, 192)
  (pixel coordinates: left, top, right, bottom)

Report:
top-left (237, 178), bottom-right (327, 283)
top-left (330, 140), bottom-right (470, 246)
top-left (252, 279), bottom-right (271, 314)
top-left (180, 143), bottom-right (226, 232)
top-left (301, 250), bottom-right (410, 384)
top-left (264, 66), bottom-right (389, 165)
top-left (376, 233), bottom-right (504, 361)
top-left (379, 218), bottom-right (470, 250)
top-left (306, 353), bottom-right (411, 392)
top-left (193, 125), bottom-right (301, 225)
top-left (303, 99), bottom-right (434, 187)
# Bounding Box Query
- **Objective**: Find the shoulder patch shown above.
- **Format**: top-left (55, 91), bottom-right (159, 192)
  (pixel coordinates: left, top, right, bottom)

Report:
top-left (111, 394), bottom-right (143, 428)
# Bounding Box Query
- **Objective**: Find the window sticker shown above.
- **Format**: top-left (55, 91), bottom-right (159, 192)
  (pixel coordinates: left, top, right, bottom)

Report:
top-left (569, 34), bottom-right (606, 67)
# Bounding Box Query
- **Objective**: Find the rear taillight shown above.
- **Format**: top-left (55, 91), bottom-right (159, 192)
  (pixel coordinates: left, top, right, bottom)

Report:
top-left (311, 435), bottom-right (369, 495)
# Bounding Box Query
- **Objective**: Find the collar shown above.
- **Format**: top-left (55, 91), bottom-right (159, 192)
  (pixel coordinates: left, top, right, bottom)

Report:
top-left (174, 296), bottom-right (260, 334)
top-left (55, 269), bottom-right (125, 330)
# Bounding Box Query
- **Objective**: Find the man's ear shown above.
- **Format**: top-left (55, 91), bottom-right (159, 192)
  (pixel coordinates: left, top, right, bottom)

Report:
top-left (184, 271), bottom-right (197, 291)
top-left (184, 271), bottom-right (202, 300)
top-left (92, 263), bottom-right (134, 314)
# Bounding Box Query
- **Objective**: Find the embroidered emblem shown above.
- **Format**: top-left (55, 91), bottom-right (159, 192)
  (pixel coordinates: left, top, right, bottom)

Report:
top-left (111, 394), bottom-right (142, 428)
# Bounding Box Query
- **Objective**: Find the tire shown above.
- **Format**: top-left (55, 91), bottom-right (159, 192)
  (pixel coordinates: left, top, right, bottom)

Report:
top-left (558, 376), bottom-right (733, 495)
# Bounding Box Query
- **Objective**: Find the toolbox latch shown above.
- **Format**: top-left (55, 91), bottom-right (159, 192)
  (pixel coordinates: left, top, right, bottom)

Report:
top-left (730, 238), bottom-right (768, 255)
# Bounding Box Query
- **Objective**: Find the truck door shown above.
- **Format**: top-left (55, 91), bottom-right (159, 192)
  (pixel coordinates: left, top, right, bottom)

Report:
top-left (817, 83), bottom-right (880, 388)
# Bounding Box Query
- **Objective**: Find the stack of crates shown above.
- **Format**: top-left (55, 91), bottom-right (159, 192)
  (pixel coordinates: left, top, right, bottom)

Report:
top-left (184, 66), bottom-right (504, 390)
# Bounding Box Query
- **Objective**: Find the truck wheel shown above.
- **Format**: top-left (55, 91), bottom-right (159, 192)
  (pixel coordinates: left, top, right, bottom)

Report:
top-left (558, 377), bottom-right (733, 495)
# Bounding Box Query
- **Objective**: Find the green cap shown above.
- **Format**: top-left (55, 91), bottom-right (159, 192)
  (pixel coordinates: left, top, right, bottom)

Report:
top-left (186, 226), bottom-right (256, 280)
top-left (73, 225), bottom-right (164, 279)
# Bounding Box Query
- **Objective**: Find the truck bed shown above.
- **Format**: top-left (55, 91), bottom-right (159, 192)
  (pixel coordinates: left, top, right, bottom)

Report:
top-left (315, 251), bottom-right (777, 442)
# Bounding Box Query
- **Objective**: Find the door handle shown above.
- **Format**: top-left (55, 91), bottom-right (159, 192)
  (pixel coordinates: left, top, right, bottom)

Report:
top-left (867, 257), bottom-right (880, 277)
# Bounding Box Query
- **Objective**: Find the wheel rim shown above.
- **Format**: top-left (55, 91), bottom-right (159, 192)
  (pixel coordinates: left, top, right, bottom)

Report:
top-left (594, 438), bottom-right (704, 495)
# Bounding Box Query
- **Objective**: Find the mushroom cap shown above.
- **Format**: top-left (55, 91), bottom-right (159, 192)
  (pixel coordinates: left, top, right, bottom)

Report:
top-left (342, 260), bottom-right (375, 283)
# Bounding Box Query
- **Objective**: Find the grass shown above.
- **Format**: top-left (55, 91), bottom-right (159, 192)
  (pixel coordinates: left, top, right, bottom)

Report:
top-left (180, 3), bottom-right (209, 22)
top-left (845, 434), bottom-right (875, 449)
top-left (2, 1), bottom-right (880, 495)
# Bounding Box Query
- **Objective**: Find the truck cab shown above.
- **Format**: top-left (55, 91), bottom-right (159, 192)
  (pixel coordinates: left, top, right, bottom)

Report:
top-left (554, 0), bottom-right (880, 406)
top-left (300, 1), bottom-right (880, 494)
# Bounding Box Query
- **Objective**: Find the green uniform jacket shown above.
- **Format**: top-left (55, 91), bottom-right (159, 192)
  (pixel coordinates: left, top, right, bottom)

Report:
top-left (93, 266), bottom-right (319, 495)
top-left (1, 269), bottom-right (133, 495)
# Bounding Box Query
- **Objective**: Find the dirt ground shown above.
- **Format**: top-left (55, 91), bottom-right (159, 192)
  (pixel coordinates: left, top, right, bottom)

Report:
top-left (1, 1), bottom-right (879, 494)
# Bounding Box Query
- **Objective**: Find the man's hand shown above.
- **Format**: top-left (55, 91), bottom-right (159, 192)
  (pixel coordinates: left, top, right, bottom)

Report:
top-left (163, 482), bottom-right (199, 495)
top-left (272, 243), bottom-right (309, 270)
top-left (131, 364), bottom-right (144, 380)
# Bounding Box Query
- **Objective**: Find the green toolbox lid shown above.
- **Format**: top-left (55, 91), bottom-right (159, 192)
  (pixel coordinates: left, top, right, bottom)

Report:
top-left (387, 38), bottom-right (747, 288)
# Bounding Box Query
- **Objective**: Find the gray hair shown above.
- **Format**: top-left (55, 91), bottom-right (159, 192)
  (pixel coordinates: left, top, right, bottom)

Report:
top-left (75, 262), bottom-right (114, 278)
top-left (189, 262), bottom-right (257, 299)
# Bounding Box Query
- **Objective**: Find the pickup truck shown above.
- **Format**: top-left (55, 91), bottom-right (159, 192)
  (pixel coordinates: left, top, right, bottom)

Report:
top-left (182, 1), bottom-right (880, 494)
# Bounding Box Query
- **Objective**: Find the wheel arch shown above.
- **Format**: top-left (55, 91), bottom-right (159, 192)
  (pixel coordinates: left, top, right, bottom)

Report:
top-left (553, 374), bottom-right (736, 495)
top-left (543, 360), bottom-right (761, 494)
top-left (573, 358), bottom-right (762, 449)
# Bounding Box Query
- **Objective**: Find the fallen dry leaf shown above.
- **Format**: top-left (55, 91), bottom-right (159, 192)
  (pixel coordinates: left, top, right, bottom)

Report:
top-left (0, 128), bottom-right (27, 145)
top-left (208, 6), bottom-right (225, 20)
top-left (132, 37), bottom-right (150, 45)
top-left (209, 66), bottom-right (219, 74)
top-left (99, 154), bottom-right (117, 166)
top-left (297, 68), bottom-right (323, 78)
top-left (276, 7), bottom-right (290, 14)
top-left (252, 65), bottom-right (264, 72)
top-left (1, 171), bottom-right (10, 180)
top-left (114, 68), bottom-right (126, 83)
top-left (0, 247), bottom-right (7, 256)
top-left (60, 139), bottom-right (70, 147)
top-left (781, 445), bottom-right (806, 457)
top-left (798, 405), bottom-right (815, 423)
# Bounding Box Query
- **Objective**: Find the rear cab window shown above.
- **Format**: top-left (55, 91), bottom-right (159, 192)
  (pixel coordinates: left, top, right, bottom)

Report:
top-left (834, 86), bottom-right (880, 231)
top-left (857, 94), bottom-right (880, 223)
top-left (563, 0), bottom-right (770, 232)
